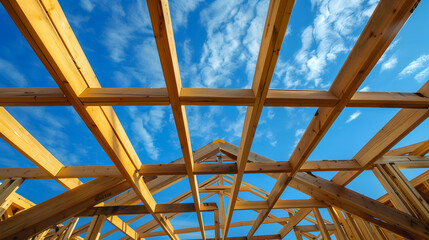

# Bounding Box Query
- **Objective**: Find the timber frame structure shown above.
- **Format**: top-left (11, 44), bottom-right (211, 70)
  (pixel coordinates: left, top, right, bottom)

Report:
top-left (0, 0), bottom-right (429, 239)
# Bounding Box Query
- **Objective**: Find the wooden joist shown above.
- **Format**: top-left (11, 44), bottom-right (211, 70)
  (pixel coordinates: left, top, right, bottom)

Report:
top-left (146, 0), bottom-right (205, 238)
top-left (2, 87), bottom-right (429, 109)
top-left (77, 203), bottom-right (218, 216)
top-left (224, 0), bottom-right (295, 238)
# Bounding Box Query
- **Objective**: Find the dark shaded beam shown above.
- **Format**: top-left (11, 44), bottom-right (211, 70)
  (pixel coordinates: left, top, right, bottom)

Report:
top-left (77, 203), bottom-right (218, 216)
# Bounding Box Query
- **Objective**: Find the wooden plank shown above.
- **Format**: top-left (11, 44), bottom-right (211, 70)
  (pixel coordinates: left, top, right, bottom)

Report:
top-left (146, 0), bottom-right (204, 238)
top-left (77, 203), bottom-right (218, 216)
top-left (0, 177), bottom-right (130, 240)
top-left (0, 88), bottom-right (69, 106)
top-left (4, 87), bottom-right (429, 109)
top-left (59, 218), bottom-right (79, 240)
top-left (313, 208), bottom-right (331, 240)
top-left (0, 160), bottom-right (362, 180)
top-left (327, 207), bottom-right (347, 240)
top-left (80, 88), bottom-right (170, 106)
top-left (234, 199), bottom-right (327, 210)
top-left (85, 215), bottom-right (107, 240)
top-left (0, 178), bottom-right (24, 204)
top-left (410, 139), bottom-right (429, 156)
top-left (291, 173), bottom-right (429, 239)
top-left (105, 215), bottom-right (139, 240)
top-left (224, 1), bottom-right (295, 238)
top-left (278, 208), bottom-right (312, 238)
top-left (294, 224), bottom-right (336, 232)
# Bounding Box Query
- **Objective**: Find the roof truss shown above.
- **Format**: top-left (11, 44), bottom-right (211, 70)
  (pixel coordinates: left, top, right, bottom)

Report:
top-left (0, 0), bottom-right (428, 239)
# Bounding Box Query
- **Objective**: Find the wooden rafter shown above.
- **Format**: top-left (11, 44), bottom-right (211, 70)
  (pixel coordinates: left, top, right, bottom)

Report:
top-left (146, 0), bottom-right (205, 238)
top-left (223, 0), bottom-right (295, 238)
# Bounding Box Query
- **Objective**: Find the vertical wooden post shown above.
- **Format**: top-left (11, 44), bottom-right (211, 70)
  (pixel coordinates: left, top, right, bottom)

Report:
top-left (85, 215), bottom-right (107, 240)
top-left (293, 229), bottom-right (304, 240)
top-left (313, 208), bottom-right (331, 240)
top-left (60, 218), bottom-right (79, 240)
top-left (327, 207), bottom-right (347, 240)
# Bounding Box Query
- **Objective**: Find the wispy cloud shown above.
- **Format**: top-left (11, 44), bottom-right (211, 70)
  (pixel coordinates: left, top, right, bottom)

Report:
top-left (127, 106), bottom-right (167, 160)
top-left (346, 111), bottom-right (361, 123)
top-left (0, 58), bottom-right (27, 87)
top-left (359, 85), bottom-right (370, 92)
top-left (280, 0), bottom-right (378, 89)
top-left (399, 54), bottom-right (429, 82)
top-left (380, 56), bottom-right (397, 72)
top-left (80, 0), bottom-right (95, 12)
top-left (195, 0), bottom-right (269, 88)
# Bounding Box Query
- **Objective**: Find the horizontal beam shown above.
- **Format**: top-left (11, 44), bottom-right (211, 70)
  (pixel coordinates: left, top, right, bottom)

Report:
top-left (1, 88), bottom-right (429, 108)
top-left (0, 160), bottom-right (361, 179)
top-left (77, 203), bottom-right (218, 216)
top-left (294, 224), bottom-right (336, 232)
top-left (234, 199), bottom-right (327, 210)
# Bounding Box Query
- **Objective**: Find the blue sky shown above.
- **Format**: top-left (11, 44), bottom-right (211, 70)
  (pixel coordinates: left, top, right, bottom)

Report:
top-left (1, 0), bottom-right (429, 239)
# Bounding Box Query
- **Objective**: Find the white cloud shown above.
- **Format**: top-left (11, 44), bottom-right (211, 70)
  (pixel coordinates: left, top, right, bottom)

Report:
top-left (381, 56), bottom-right (397, 72)
top-left (80, 0), bottom-right (95, 12)
top-left (415, 66), bottom-right (429, 83)
top-left (346, 111), bottom-right (361, 123)
top-left (266, 130), bottom-right (277, 147)
top-left (295, 129), bottom-right (305, 137)
top-left (132, 117), bottom-right (160, 160)
top-left (267, 109), bottom-right (275, 120)
top-left (197, 0), bottom-right (269, 88)
top-left (127, 106), bottom-right (166, 160)
top-left (399, 54), bottom-right (429, 80)
top-left (170, 0), bottom-right (204, 30)
top-left (0, 58), bottom-right (27, 87)
top-left (289, 0), bottom-right (378, 88)
top-left (359, 85), bottom-right (370, 92)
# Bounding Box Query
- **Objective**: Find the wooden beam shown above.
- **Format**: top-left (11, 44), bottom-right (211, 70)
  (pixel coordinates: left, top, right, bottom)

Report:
top-left (0, 160), bottom-right (362, 180)
top-left (294, 224), bottom-right (336, 232)
top-left (291, 173), bottom-right (429, 239)
top-left (278, 208), bottom-right (312, 238)
top-left (0, 178), bottom-right (24, 204)
top-left (105, 215), bottom-right (139, 240)
top-left (147, 0), bottom-right (204, 238)
top-left (0, 177), bottom-right (130, 240)
top-left (77, 203), bottom-right (218, 216)
top-left (327, 207), bottom-right (347, 240)
top-left (313, 208), bottom-right (331, 240)
top-left (254, 0), bottom-right (421, 237)
top-left (224, 1), bottom-right (295, 238)
top-left (3, 88), bottom-right (429, 109)
top-left (234, 199), bottom-right (327, 210)
top-left (85, 215), bottom-right (107, 240)
top-left (1, 0), bottom-right (179, 238)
